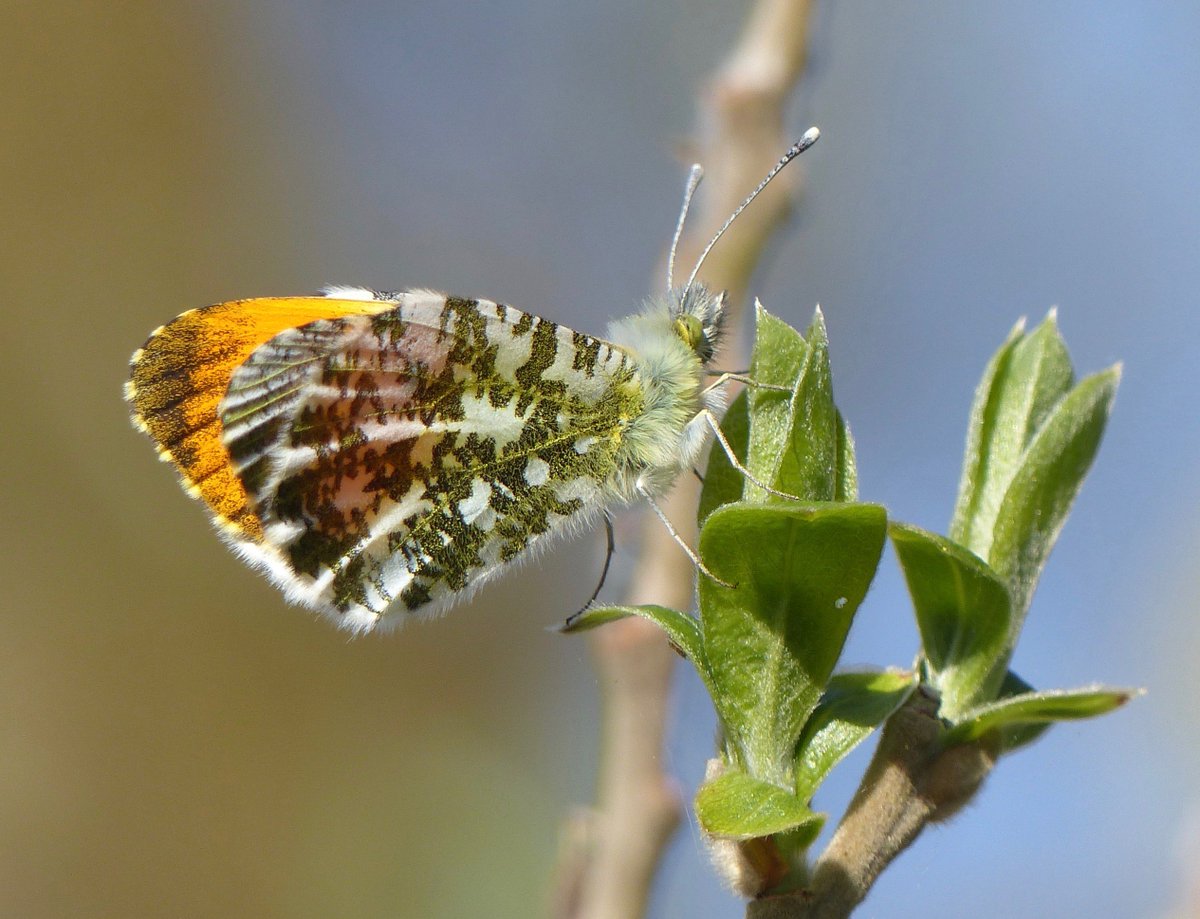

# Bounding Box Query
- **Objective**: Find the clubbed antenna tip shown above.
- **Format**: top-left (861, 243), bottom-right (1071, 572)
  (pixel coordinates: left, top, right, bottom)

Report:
top-left (682, 126), bottom-right (821, 297)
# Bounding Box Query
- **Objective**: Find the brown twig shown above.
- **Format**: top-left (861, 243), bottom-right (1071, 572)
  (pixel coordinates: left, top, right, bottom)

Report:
top-left (744, 691), bottom-right (998, 919)
top-left (551, 2), bottom-right (816, 918)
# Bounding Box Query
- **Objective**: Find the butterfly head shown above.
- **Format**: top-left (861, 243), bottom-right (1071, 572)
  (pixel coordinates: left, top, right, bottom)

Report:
top-left (670, 283), bottom-right (726, 366)
top-left (663, 126), bottom-right (819, 366)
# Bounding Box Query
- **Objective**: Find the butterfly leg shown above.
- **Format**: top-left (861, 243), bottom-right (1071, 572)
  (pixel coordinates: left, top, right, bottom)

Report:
top-left (698, 409), bottom-right (801, 501)
top-left (574, 513), bottom-right (616, 618)
top-left (637, 481), bottom-right (734, 589)
top-left (701, 371), bottom-right (791, 397)
top-left (560, 515), bottom-right (620, 629)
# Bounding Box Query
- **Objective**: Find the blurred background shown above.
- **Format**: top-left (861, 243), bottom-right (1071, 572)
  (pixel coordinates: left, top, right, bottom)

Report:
top-left (2, 2), bottom-right (1197, 917)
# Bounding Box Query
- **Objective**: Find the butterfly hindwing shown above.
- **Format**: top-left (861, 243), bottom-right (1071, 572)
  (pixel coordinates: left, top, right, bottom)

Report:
top-left (220, 290), bottom-right (645, 631)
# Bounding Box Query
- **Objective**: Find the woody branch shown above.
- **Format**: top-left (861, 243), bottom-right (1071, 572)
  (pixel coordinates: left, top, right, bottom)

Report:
top-left (549, 2), bottom-right (817, 918)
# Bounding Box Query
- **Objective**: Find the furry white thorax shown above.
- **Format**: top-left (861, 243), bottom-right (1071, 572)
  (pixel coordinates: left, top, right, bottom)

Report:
top-left (606, 283), bottom-right (727, 498)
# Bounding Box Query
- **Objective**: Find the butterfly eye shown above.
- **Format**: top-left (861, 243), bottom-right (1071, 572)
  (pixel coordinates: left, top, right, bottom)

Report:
top-left (674, 314), bottom-right (703, 350)
top-left (673, 314), bottom-right (715, 365)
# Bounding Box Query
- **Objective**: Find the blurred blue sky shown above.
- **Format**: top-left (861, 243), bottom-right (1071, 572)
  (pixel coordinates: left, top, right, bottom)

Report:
top-left (19, 2), bottom-right (1196, 917)
top-left (225, 2), bottom-right (1200, 915)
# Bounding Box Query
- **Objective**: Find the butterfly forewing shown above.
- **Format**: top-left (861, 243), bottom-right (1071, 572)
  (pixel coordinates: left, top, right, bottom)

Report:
top-left (220, 291), bottom-right (643, 630)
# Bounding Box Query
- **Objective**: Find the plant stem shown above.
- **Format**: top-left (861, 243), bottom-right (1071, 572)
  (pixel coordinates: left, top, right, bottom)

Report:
top-left (745, 690), bottom-right (997, 918)
top-left (549, 1), bottom-right (815, 917)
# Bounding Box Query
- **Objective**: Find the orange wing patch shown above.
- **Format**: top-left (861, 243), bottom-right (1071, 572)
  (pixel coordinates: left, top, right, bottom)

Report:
top-left (126, 297), bottom-right (392, 541)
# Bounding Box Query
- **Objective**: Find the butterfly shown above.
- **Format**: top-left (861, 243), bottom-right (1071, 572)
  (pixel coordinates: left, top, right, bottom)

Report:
top-left (126, 129), bottom-right (819, 633)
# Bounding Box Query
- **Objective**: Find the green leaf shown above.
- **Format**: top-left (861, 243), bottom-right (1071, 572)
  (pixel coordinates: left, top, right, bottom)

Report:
top-left (992, 671), bottom-right (1048, 753)
top-left (698, 501), bottom-right (888, 785)
top-left (699, 389), bottom-right (749, 523)
top-left (834, 410), bottom-right (858, 502)
top-left (557, 603), bottom-right (706, 674)
top-left (989, 365), bottom-right (1121, 618)
top-left (744, 307), bottom-right (844, 503)
top-left (945, 683), bottom-right (1139, 747)
top-left (769, 309), bottom-right (841, 502)
top-left (745, 305), bottom-right (812, 499)
top-left (701, 307), bottom-right (852, 520)
top-left (793, 669), bottom-right (916, 801)
top-left (948, 318), bottom-right (1025, 549)
top-left (951, 315), bottom-right (1074, 557)
top-left (695, 769), bottom-right (824, 840)
top-left (889, 523), bottom-right (1012, 718)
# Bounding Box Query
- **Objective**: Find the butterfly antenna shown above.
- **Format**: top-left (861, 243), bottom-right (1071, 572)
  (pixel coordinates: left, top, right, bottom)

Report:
top-left (682, 126), bottom-right (820, 298)
top-left (668, 164), bottom-right (704, 293)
